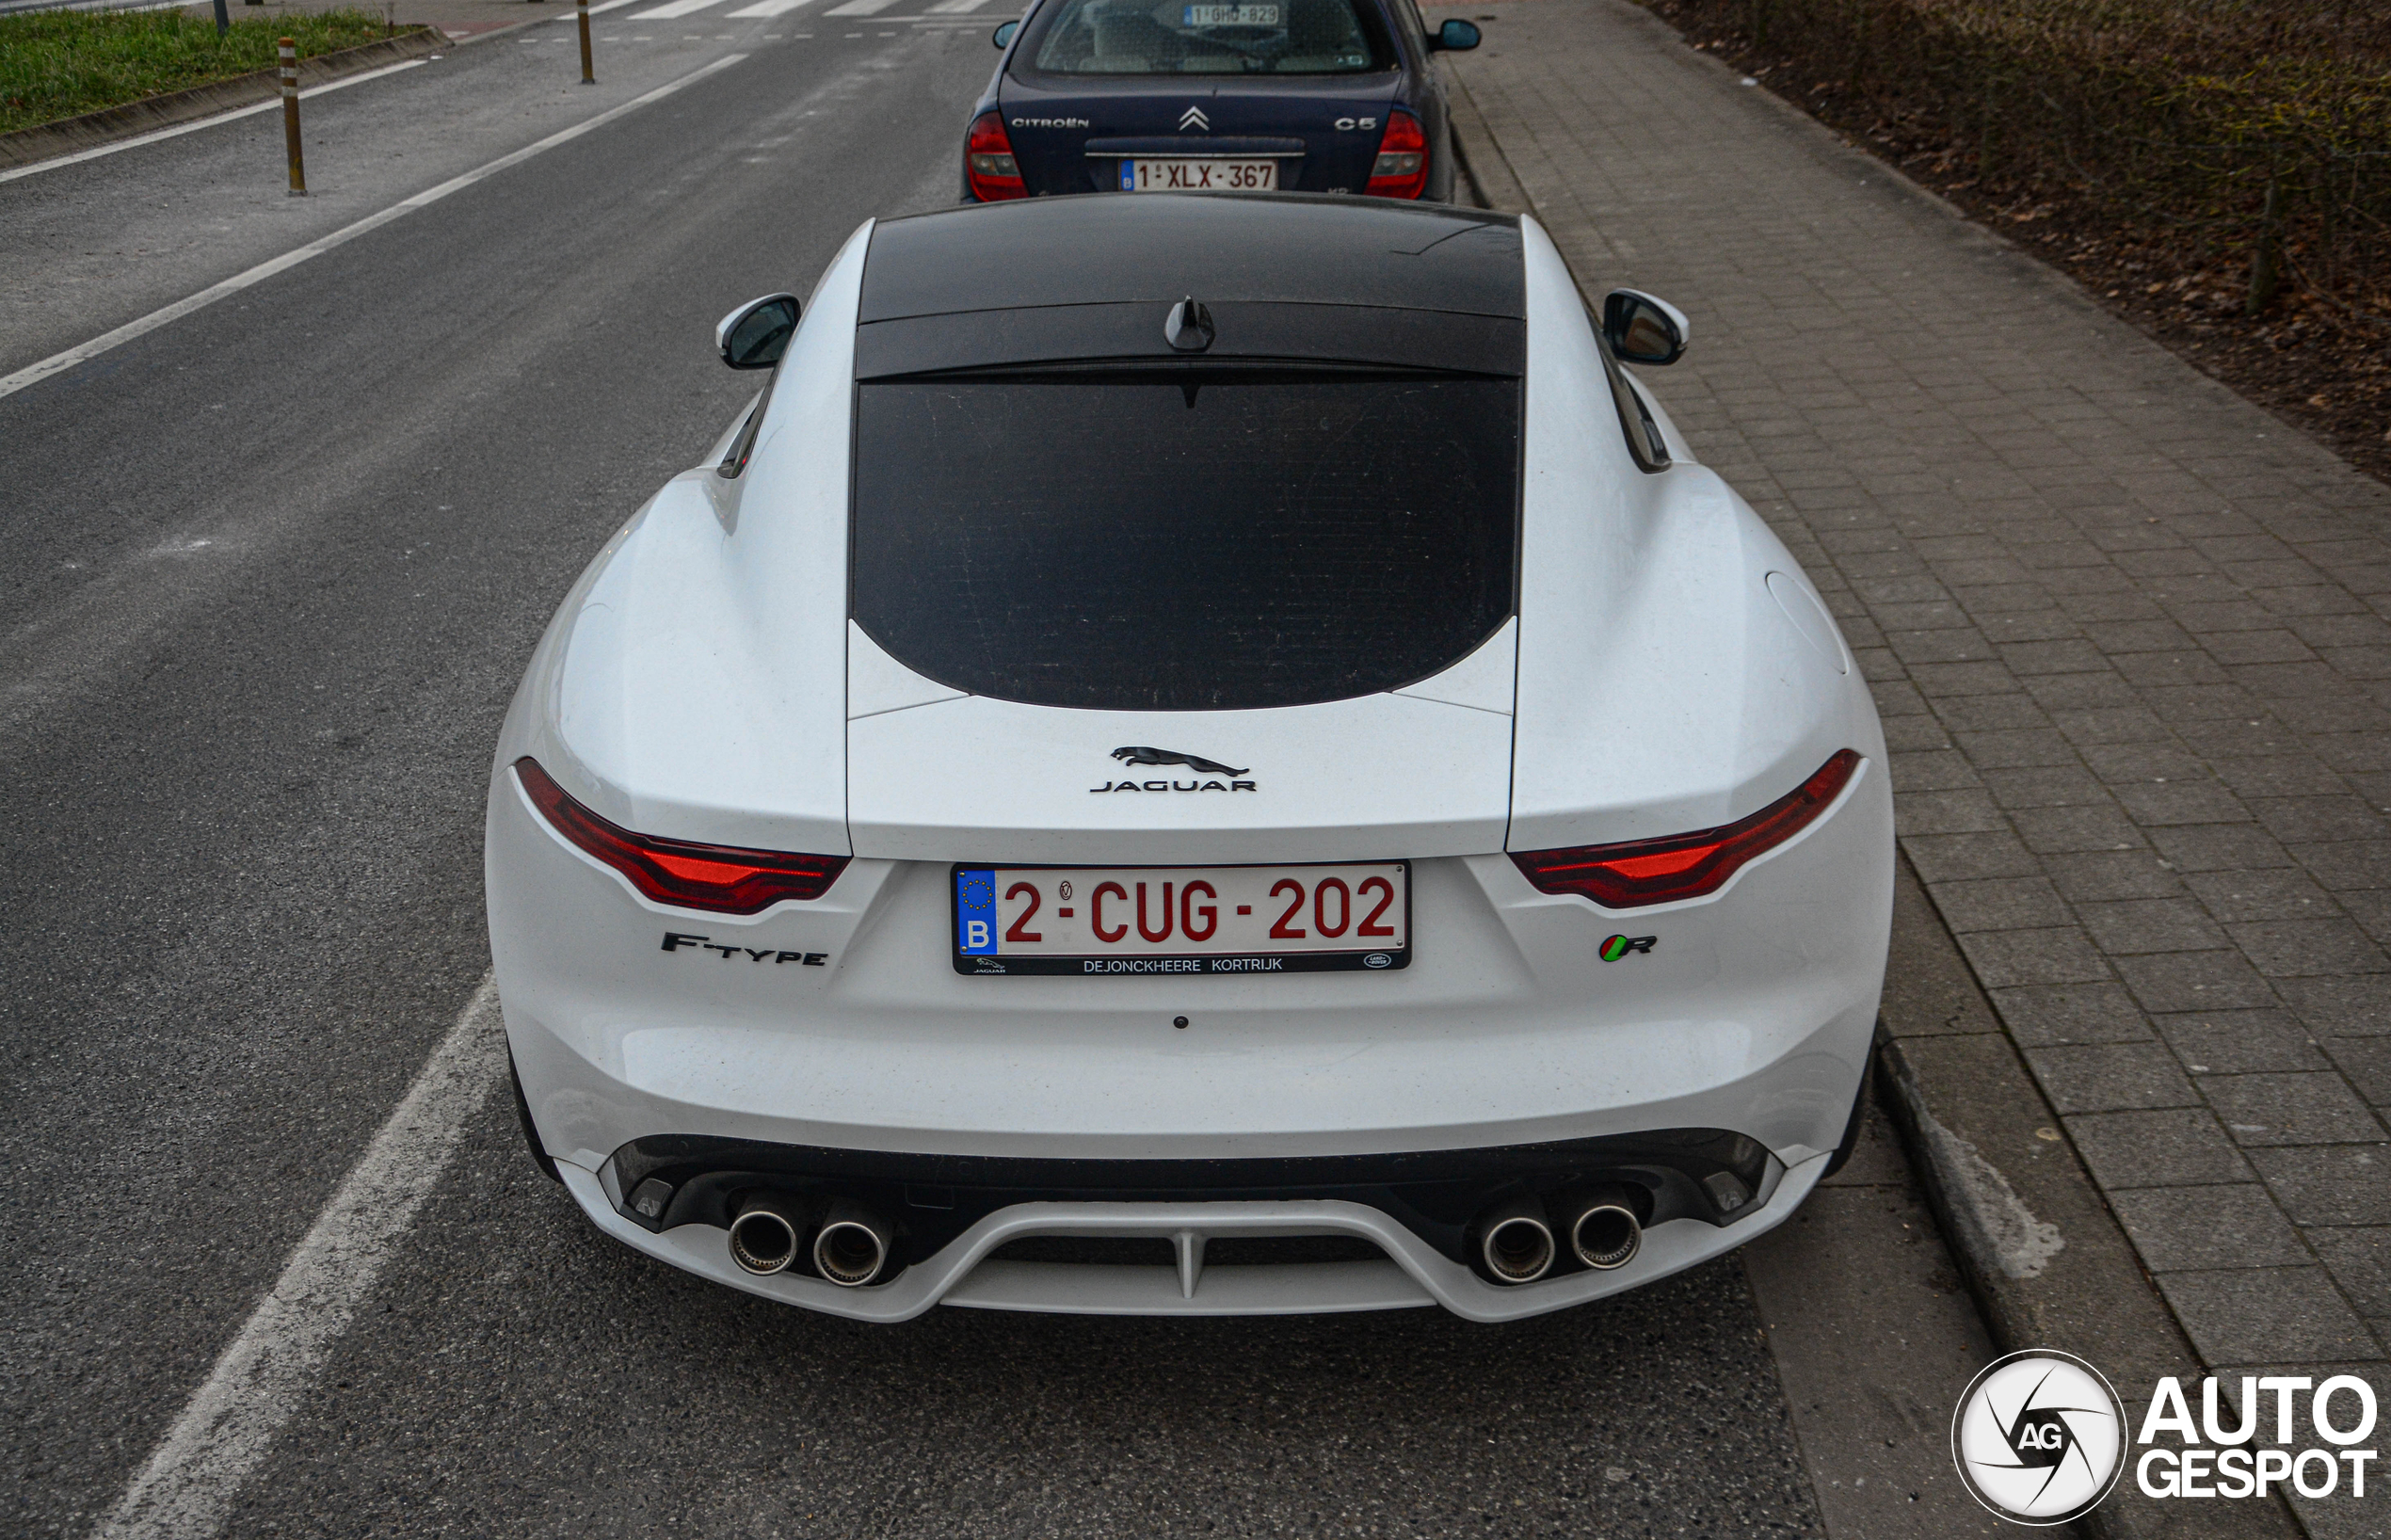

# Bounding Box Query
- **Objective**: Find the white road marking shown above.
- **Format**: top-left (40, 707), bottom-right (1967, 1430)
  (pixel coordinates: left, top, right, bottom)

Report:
top-left (0, 53), bottom-right (746, 403)
top-left (925, 0), bottom-right (990, 12)
top-left (94, 976), bottom-right (508, 1540)
top-left (725, 0), bottom-right (813, 15)
top-left (824, 0), bottom-right (901, 14)
top-left (0, 59), bottom-right (427, 186)
top-left (628, 0), bottom-right (727, 17)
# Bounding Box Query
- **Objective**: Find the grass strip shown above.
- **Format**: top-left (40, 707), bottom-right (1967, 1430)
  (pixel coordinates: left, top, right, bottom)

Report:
top-left (0, 8), bottom-right (397, 136)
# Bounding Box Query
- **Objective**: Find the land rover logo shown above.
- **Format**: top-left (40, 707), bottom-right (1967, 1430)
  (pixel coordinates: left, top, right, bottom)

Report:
top-left (1951, 1351), bottom-right (2126, 1524)
top-left (1363, 953), bottom-right (1391, 968)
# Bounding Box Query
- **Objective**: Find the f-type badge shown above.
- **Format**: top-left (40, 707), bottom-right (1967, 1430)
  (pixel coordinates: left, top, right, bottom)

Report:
top-left (1092, 746), bottom-right (1255, 794)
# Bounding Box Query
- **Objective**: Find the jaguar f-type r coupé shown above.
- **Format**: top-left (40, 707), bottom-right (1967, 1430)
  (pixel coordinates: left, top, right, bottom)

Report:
top-left (485, 193), bottom-right (1892, 1323)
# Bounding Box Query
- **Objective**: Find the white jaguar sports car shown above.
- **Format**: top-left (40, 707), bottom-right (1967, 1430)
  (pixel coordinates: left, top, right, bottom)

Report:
top-left (485, 193), bottom-right (1891, 1323)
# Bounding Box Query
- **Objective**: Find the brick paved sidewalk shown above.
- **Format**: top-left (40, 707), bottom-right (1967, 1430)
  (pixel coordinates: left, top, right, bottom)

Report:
top-left (1438, 0), bottom-right (2389, 1486)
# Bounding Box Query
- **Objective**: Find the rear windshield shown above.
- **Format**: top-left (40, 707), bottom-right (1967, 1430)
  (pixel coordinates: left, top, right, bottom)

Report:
top-left (1028, 0), bottom-right (1389, 74)
top-left (851, 369), bottom-right (1519, 712)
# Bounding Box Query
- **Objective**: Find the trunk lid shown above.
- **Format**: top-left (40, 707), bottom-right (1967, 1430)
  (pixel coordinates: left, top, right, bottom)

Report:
top-left (846, 623), bottom-right (1516, 864)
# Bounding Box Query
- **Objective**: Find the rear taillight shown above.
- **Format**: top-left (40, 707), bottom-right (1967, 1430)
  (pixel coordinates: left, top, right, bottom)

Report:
top-left (1365, 110), bottom-right (1428, 199)
top-left (966, 111), bottom-right (1026, 202)
top-left (1510, 750), bottom-right (1862, 908)
top-left (515, 758), bottom-right (848, 914)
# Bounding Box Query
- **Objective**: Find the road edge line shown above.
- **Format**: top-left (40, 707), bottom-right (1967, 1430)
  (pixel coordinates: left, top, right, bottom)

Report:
top-left (94, 974), bottom-right (507, 1540)
top-left (0, 58), bottom-right (432, 186)
top-left (0, 51), bottom-right (746, 402)
top-left (0, 28), bottom-right (445, 181)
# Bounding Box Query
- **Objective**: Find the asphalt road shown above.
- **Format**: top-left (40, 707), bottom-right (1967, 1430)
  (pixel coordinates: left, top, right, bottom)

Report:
top-left (4, 22), bottom-right (2005, 1538)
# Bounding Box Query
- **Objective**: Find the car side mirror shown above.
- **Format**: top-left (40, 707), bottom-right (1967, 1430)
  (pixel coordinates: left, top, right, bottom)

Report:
top-left (1602, 288), bottom-right (1690, 365)
top-left (992, 19), bottom-right (1018, 47)
top-left (1428, 18), bottom-right (1479, 51)
top-left (715, 293), bottom-right (800, 370)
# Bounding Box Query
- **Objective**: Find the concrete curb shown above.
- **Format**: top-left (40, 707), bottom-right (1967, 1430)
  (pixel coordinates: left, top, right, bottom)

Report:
top-left (1438, 63), bottom-right (1529, 216)
top-left (1442, 42), bottom-right (2307, 1540)
top-left (1873, 858), bottom-right (2305, 1540)
top-left (0, 26), bottom-right (447, 172)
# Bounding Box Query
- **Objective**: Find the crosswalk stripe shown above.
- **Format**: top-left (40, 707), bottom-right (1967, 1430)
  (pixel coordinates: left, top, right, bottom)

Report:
top-left (822, 0), bottom-right (902, 14)
top-left (925, 0), bottom-right (991, 12)
top-left (628, 0), bottom-right (727, 18)
top-left (725, 0), bottom-right (813, 14)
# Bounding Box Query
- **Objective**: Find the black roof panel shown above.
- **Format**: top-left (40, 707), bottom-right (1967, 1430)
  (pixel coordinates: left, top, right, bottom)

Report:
top-left (859, 193), bottom-right (1523, 322)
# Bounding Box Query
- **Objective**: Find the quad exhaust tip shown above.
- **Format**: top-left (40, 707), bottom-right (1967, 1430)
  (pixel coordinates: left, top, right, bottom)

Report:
top-left (728, 1195), bottom-right (808, 1276)
top-left (1476, 1187), bottom-right (1644, 1284)
top-left (812, 1199), bottom-right (894, 1288)
top-left (1555, 1186), bottom-right (1644, 1272)
top-left (729, 1195), bottom-right (897, 1286)
top-left (1478, 1194), bottom-right (1555, 1284)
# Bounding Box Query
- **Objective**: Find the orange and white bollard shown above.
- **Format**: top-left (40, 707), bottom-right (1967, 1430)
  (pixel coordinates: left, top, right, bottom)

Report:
top-left (280, 39), bottom-right (307, 196)
top-left (578, 0), bottom-right (594, 83)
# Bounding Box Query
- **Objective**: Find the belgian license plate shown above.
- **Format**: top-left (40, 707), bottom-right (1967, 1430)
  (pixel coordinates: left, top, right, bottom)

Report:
top-left (954, 863), bottom-right (1408, 976)
top-left (1122, 158), bottom-right (1278, 192)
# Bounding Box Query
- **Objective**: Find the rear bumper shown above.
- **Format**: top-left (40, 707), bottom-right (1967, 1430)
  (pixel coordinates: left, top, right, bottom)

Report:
top-left (490, 771), bottom-right (1889, 1174)
top-left (557, 1150), bottom-right (1829, 1323)
top-left (489, 736), bottom-right (1891, 1323)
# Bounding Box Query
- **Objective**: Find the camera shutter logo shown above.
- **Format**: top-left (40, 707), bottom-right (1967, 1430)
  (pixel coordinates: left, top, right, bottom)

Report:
top-left (1951, 1350), bottom-right (2126, 1524)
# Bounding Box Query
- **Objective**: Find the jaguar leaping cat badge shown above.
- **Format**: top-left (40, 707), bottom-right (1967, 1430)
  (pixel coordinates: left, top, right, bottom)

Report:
top-left (1111, 746), bottom-right (1249, 778)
